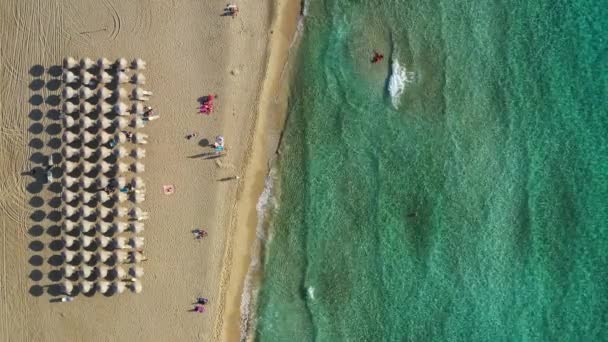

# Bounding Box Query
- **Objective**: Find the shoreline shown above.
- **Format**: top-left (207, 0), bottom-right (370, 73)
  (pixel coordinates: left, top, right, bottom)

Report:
top-left (215, 0), bottom-right (303, 340)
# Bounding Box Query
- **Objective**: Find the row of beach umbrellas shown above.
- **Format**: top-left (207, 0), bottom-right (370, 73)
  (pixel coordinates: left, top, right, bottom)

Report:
top-left (64, 57), bottom-right (146, 72)
top-left (63, 265), bottom-right (143, 279)
top-left (63, 221), bottom-right (144, 234)
top-left (63, 280), bottom-right (142, 295)
top-left (63, 235), bottom-right (144, 250)
top-left (63, 100), bottom-right (152, 115)
top-left (62, 206), bottom-right (150, 221)
top-left (62, 249), bottom-right (146, 265)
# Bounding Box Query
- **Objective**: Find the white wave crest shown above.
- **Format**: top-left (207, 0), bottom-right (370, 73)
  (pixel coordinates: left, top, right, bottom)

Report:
top-left (388, 58), bottom-right (416, 109)
top-left (307, 286), bottom-right (315, 300)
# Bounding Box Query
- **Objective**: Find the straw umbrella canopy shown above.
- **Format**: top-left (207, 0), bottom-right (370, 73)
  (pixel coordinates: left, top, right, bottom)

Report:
top-left (116, 57), bottom-right (128, 70)
top-left (131, 162), bottom-right (145, 173)
top-left (63, 102), bottom-right (78, 114)
top-left (130, 237), bottom-right (144, 250)
top-left (62, 146), bottom-right (79, 159)
top-left (63, 265), bottom-right (77, 278)
top-left (133, 132), bottom-right (148, 144)
top-left (129, 207), bottom-right (144, 218)
top-left (63, 57), bottom-right (78, 70)
top-left (114, 146), bottom-right (128, 158)
top-left (132, 87), bottom-right (153, 100)
top-left (80, 71), bottom-right (95, 86)
top-left (79, 86), bottom-right (95, 100)
top-left (97, 236), bottom-right (112, 248)
top-left (113, 102), bottom-right (128, 116)
top-left (80, 206), bottom-right (95, 218)
top-left (97, 281), bottom-right (111, 294)
top-left (129, 266), bottom-right (144, 278)
top-left (117, 162), bottom-right (129, 174)
top-left (131, 177), bottom-right (145, 189)
top-left (112, 281), bottom-right (127, 294)
top-left (82, 131), bottom-right (96, 144)
top-left (80, 57), bottom-right (95, 70)
top-left (114, 207), bottom-right (128, 218)
top-left (80, 116), bottom-right (96, 130)
top-left (97, 57), bottom-right (112, 70)
top-left (98, 146), bottom-right (113, 159)
top-left (116, 117), bottom-right (129, 129)
top-left (114, 237), bottom-right (128, 249)
top-left (97, 161), bottom-right (113, 174)
top-left (62, 220), bottom-right (78, 234)
top-left (114, 222), bottom-right (128, 234)
top-left (97, 102), bottom-right (113, 115)
top-left (80, 177), bottom-right (95, 189)
top-left (61, 190), bottom-right (78, 203)
top-left (96, 222), bottom-right (112, 234)
top-left (80, 265), bottom-right (95, 279)
top-left (64, 161), bottom-right (79, 174)
top-left (80, 236), bottom-right (95, 249)
top-left (62, 176), bottom-right (77, 188)
top-left (133, 192), bottom-right (145, 203)
top-left (80, 221), bottom-right (96, 234)
top-left (132, 58), bottom-right (146, 70)
top-left (62, 250), bottom-right (77, 263)
top-left (116, 192), bottom-right (128, 203)
top-left (62, 205), bottom-right (78, 218)
top-left (96, 266), bottom-right (110, 279)
top-left (113, 251), bottom-right (128, 263)
top-left (97, 207), bottom-right (113, 220)
top-left (98, 131), bottom-right (113, 144)
top-left (63, 235), bottom-right (78, 248)
top-left (131, 147), bottom-right (146, 159)
top-left (81, 146), bottom-right (96, 159)
top-left (130, 102), bottom-right (144, 115)
top-left (99, 117), bottom-right (114, 130)
top-left (113, 266), bottom-right (127, 279)
top-left (98, 191), bottom-right (113, 204)
top-left (62, 280), bottom-right (75, 295)
top-left (63, 115), bottom-right (76, 128)
top-left (62, 71), bottom-right (79, 83)
top-left (131, 73), bottom-right (146, 85)
top-left (98, 87), bottom-right (112, 100)
top-left (80, 281), bottom-right (94, 294)
top-left (116, 131), bottom-right (128, 144)
top-left (131, 252), bottom-right (146, 263)
top-left (96, 176), bottom-right (110, 189)
top-left (62, 87), bottom-right (78, 100)
top-left (116, 177), bottom-right (127, 188)
top-left (132, 117), bottom-right (145, 128)
top-left (115, 71), bottom-right (129, 84)
top-left (80, 161), bottom-right (96, 174)
top-left (80, 102), bottom-right (95, 115)
top-left (99, 71), bottom-right (112, 84)
top-left (97, 251), bottom-right (112, 263)
top-left (130, 222), bottom-right (144, 234)
top-left (130, 280), bottom-right (143, 293)
top-left (62, 131), bottom-right (78, 144)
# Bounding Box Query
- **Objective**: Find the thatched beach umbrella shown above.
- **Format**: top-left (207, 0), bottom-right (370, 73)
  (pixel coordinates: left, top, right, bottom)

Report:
top-left (97, 191), bottom-right (111, 203)
top-left (132, 117), bottom-right (145, 128)
top-left (64, 161), bottom-right (79, 174)
top-left (131, 162), bottom-right (145, 173)
top-left (62, 250), bottom-right (77, 263)
top-left (116, 162), bottom-right (129, 174)
top-left (114, 146), bottom-right (128, 158)
top-left (80, 161), bottom-right (96, 174)
top-left (116, 57), bottom-right (128, 70)
top-left (116, 192), bottom-right (128, 203)
top-left (113, 251), bottom-right (128, 263)
top-left (61, 176), bottom-right (77, 188)
top-left (98, 148), bottom-right (112, 162)
top-left (97, 207), bottom-right (113, 220)
top-left (80, 177), bottom-right (95, 189)
top-left (97, 281), bottom-right (111, 294)
top-left (132, 58), bottom-right (146, 70)
top-left (97, 251), bottom-right (112, 263)
top-left (80, 206), bottom-right (94, 218)
top-left (130, 237), bottom-right (144, 250)
top-left (116, 117), bottom-right (129, 129)
top-left (115, 71), bottom-right (129, 84)
top-left (82, 131), bottom-right (96, 144)
top-left (80, 191), bottom-right (94, 204)
top-left (112, 281), bottom-right (127, 294)
top-left (63, 102), bottom-right (78, 114)
top-left (81, 146), bottom-right (96, 159)
top-left (133, 132), bottom-right (148, 144)
top-left (63, 57), bottom-right (78, 70)
top-left (114, 237), bottom-right (128, 249)
top-left (131, 148), bottom-right (146, 160)
top-left (133, 192), bottom-right (145, 203)
top-left (80, 265), bottom-right (95, 278)
top-left (129, 266), bottom-right (144, 278)
top-left (62, 71), bottom-right (79, 83)
top-left (62, 280), bottom-right (75, 295)
top-left (98, 131), bottom-right (113, 144)
top-left (96, 222), bottom-right (112, 234)
top-left (114, 102), bottom-right (128, 116)
top-left (97, 236), bottom-right (112, 248)
top-left (99, 117), bottom-right (114, 130)
top-left (80, 221), bottom-right (95, 234)
top-left (97, 57), bottom-right (112, 70)
top-left (62, 87), bottom-right (78, 99)
top-left (62, 146), bottom-right (79, 159)
top-left (63, 265), bottom-right (77, 278)
top-left (63, 235), bottom-right (78, 248)
top-left (80, 102), bottom-right (95, 115)
top-left (132, 87), bottom-right (153, 100)
top-left (96, 176), bottom-right (110, 189)
top-left (80, 71), bottom-right (95, 86)
top-left (62, 205), bottom-right (78, 218)
top-left (96, 266), bottom-right (110, 279)
top-left (97, 102), bottom-right (113, 115)
top-left (99, 71), bottom-right (112, 84)
top-left (116, 177), bottom-right (127, 188)
top-left (80, 236), bottom-right (95, 248)
top-left (62, 220), bottom-right (78, 234)
top-left (130, 222), bottom-right (144, 233)
top-left (79, 86), bottom-right (95, 100)
top-left (98, 87), bottom-right (112, 100)
top-left (97, 161), bottom-right (113, 174)
top-left (114, 222), bottom-right (128, 234)
top-left (130, 280), bottom-right (143, 294)
top-left (61, 190), bottom-right (78, 202)
top-left (80, 57), bottom-right (95, 70)
top-left (63, 115), bottom-right (76, 128)
top-left (62, 131), bottom-right (79, 144)
top-left (80, 117), bottom-right (96, 130)
top-left (80, 281), bottom-right (94, 294)
top-left (131, 73), bottom-right (146, 85)
top-left (132, 177), bottom-right (145, 189)
top-left (131, 251), bottom-right (147, 263)
top-left (116, 131), bottom-right (128, 144)
top-left (113, 266), bottom-right (127, 279)
top-left (131, 102), bottom-right (144, 115)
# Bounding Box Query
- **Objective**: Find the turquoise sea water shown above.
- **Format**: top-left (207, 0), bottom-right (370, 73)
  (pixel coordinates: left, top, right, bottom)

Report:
top-left (254, 0), bottom-right (607, 340)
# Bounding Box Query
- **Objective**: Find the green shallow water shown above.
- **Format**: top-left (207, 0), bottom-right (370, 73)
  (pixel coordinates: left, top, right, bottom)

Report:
top-left (255, 0), bottom-right (608, 340)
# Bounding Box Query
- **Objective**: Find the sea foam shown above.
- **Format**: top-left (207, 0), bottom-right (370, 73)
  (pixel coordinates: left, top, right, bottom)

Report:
top-left (388, 58), bottom-right (416, 109)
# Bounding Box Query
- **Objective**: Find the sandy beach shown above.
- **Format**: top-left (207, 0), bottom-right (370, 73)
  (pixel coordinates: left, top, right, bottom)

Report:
top-left (0, 0), bottom-right (293, 340)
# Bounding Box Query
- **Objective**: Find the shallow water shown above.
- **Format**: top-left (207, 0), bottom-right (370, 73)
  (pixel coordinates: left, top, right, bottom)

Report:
top-left (254, 0), bottom-right (608, 340)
